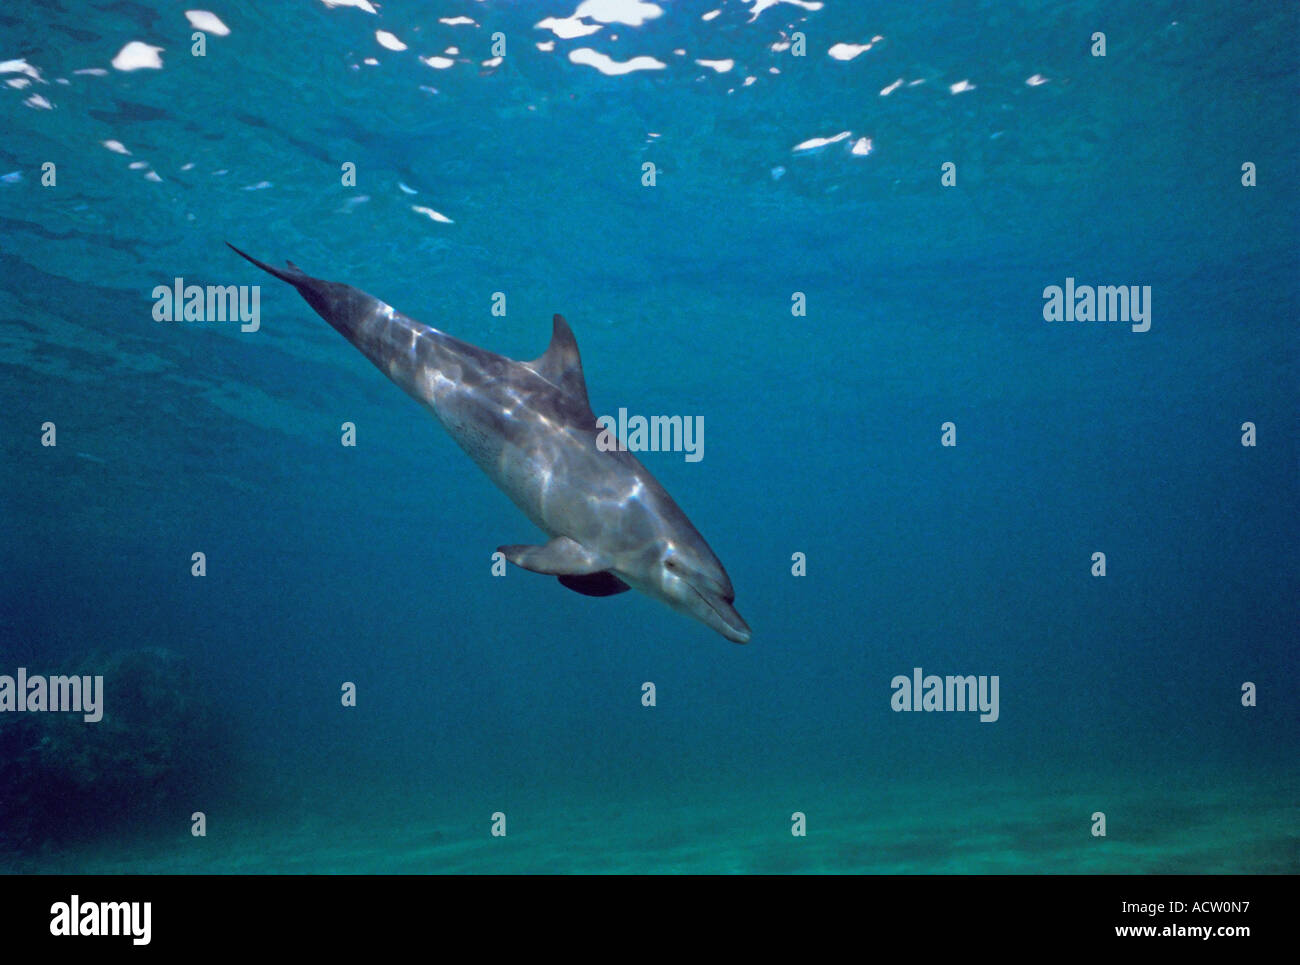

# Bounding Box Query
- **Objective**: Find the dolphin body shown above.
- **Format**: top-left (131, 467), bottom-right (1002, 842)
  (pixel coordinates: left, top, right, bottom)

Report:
top-left (228, 245), bottom-right (750, 644)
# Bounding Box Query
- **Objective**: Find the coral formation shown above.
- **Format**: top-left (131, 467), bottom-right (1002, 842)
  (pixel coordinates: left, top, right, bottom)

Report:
top-left (0, 648), bottom-right (228, 854)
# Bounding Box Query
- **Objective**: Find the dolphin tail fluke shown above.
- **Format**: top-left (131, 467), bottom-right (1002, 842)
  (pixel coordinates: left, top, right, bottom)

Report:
top-left (226, 242), bottom-right (306, 285)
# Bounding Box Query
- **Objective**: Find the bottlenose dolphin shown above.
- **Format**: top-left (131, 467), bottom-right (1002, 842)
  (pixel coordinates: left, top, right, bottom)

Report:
top-left (228, 245), bottom-right (750, 643)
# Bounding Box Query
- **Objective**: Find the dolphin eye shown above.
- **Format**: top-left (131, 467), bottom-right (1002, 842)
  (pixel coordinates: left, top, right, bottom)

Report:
top-left (665, 559), bottom-right (678, 570)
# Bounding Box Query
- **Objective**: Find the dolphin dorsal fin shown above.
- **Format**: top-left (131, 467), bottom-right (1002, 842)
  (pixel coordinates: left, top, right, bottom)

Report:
top-left (528, 314), bottom-right (593, 414)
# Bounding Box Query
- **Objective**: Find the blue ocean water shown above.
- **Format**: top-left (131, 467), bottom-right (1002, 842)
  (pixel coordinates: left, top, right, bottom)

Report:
top-left (0, 0), bottom-right (1296, 873)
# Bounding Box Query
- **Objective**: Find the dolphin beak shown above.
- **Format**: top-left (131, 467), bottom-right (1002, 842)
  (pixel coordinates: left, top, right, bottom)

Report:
top-left (702, 592), bottom-right (751, 644)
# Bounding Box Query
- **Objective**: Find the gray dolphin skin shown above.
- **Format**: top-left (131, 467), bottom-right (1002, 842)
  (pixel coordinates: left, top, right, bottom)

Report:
top-left (228, 244), bottom-right (750, 644)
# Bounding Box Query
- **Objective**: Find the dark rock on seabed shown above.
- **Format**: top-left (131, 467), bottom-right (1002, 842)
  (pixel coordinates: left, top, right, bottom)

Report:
top-left (0, 648), bottom-right (233, 857)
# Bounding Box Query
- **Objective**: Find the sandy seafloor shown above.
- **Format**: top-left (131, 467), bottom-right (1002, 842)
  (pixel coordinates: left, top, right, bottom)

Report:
top-left (12, 770), bottom-right (1294, 875)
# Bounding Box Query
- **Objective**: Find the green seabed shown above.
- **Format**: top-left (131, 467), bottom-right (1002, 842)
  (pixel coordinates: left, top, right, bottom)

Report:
top-left (12, 769), bottom-right (1296, 875)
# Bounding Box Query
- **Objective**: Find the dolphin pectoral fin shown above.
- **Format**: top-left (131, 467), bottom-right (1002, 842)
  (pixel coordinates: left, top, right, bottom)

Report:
top-left (498, 536), bottom-right (606, 575)
top-left (557, 572), bottom-right (631, 597)
top-left (498, 539), bottom-right (629, 596)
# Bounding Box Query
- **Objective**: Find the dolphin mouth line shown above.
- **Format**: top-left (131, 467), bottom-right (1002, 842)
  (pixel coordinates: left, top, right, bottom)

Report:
top-left (688, 583), bottom-right (748, 642)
